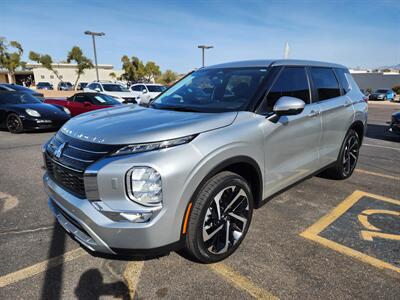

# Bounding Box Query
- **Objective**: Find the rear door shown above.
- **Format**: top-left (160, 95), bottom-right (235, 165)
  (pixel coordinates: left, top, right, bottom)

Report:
top-left (309, 67), bottom-right (355, 166)
top-left (259, 66), bottom-right (322, 196)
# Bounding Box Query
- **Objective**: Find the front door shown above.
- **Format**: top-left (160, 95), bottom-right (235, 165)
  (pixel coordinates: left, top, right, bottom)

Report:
top-left (258, 66), bottom-right (322, 196)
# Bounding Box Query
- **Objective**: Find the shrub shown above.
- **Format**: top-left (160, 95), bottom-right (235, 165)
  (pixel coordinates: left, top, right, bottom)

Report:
top-left (392, 85), bottom-right (400, 95)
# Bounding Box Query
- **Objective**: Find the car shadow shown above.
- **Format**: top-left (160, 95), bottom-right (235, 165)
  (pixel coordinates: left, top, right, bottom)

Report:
top-left (366, 123), bottom-right (400, 143)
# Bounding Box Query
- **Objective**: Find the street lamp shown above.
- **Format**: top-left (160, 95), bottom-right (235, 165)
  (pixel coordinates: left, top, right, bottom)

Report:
top-left (197, 45), bottom-right (213, 67)
top-left (84, 31), bottom-right (105, 81)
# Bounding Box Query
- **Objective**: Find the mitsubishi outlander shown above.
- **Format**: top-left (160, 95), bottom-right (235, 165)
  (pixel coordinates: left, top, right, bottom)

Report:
top-left (43, 60), bottom-right (368, 263)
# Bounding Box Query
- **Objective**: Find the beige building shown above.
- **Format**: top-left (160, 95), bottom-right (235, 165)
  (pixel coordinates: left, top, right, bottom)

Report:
top-left (0, 63), bottom-right (124, 87)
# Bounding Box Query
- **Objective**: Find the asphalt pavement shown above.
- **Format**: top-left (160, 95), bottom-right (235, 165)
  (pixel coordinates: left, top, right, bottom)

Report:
top-left (0, 102), bottom-right (399, 299)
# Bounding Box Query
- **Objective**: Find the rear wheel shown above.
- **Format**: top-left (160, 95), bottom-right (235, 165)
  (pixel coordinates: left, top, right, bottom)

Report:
top-left (324, 129), bottom-right (360, 179)
top-left (6, 113), bottom-right (23, 133)
top-left (184, 171), bottom-right (253, 263)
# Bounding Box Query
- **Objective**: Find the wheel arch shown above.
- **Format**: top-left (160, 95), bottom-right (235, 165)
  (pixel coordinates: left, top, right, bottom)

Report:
top-left (349, 120), bottom-right (365, 144)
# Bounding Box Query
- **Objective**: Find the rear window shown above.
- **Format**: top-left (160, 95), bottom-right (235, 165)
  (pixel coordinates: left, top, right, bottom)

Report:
top-left (335, 68), bottom-right (351, 94)
top-left (310, 68), bottom-right (341, 101)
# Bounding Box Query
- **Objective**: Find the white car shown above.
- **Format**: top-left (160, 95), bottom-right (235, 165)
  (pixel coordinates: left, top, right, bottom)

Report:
top-left (130, 83), bottom-right (167, 105)
top-left (84, 82), bottom-right (137, 104)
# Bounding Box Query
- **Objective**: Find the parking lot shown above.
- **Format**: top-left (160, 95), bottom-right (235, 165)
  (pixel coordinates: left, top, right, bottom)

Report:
top-left (0, 102), bottom-right (399, 299)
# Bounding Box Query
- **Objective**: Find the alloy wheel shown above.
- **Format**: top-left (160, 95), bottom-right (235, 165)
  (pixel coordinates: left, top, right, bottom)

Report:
top-left (342, 134), bottom-right (359, 176)
top-left (202, 185), bottom-right (249, 254)
top-left (7, 116), bottom-right (21, 133)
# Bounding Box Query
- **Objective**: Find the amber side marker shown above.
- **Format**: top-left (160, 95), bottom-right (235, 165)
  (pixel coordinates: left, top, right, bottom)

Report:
top-left (182, 202), bottom-right (193, 234)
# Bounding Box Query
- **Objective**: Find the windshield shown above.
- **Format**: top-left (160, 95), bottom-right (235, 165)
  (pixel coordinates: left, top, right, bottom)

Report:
top-left (92, 94), bottom-right (122, 105)
top-left (147, 85), bottom-right (167, 93)
top-left (0, 93), bottom-right (42, 104)
top-left (103, 84), bottom-right (129, 92)
top-left (376, 89), bottom-right (388, 93)
top-left (151, 68), bottom-right (268, 112)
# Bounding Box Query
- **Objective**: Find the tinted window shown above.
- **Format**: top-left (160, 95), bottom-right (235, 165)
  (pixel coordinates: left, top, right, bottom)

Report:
top-left (131, 85), bottom-right (141, 91)
top-left (74, 94), bottom-right (88, 103)
top-left (102, 84), bottom-right (129, 92)
top-left (260, 67), bottom-right (310, 113)
top-left (147, 85), bottom-right (167, 93)
top-left (376, 89), bottom-right (388, 93)
top-left (87, 83), bottom-right (95, 90)
top-left (0, 92), bottom-right (41, 104)
top-left (335, 68), bottom-right (351, 94)
top-left (310, 67), bottom-right (341, 101)
top-left (90, 94), bottom-right (121, 105)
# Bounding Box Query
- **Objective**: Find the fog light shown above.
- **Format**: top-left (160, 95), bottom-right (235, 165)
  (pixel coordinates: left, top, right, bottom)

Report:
top-left (126, 167), bottom-right (162, 207)
top-left (120, 212), bottom-right (153, 223)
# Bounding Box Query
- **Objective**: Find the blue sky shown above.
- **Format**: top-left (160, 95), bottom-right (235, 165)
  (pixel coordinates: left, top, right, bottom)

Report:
top-left (2, 0), bottom-right (399, 73)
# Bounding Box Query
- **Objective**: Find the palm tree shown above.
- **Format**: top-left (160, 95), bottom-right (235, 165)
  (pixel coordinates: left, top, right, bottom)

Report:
top-left (0, 37), bottom-right (25, 83)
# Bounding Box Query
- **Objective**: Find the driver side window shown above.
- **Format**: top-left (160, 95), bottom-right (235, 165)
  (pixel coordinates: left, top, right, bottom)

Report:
top-left (260, 67), bottom-right (310, 113)
top-left (74, 94), bottom-right (88, 103)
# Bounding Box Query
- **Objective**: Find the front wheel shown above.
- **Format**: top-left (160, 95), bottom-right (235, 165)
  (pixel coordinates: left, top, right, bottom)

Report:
top-left (324, 129), bottom-right (360, 179)
top-left (6, 113), bottom-right (24, 133)
top-left (184, 171), bottom-right (253, 263)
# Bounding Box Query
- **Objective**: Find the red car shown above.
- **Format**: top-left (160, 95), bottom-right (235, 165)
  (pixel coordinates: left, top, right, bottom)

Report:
top-left (45, 92), bottom-right (122, 116)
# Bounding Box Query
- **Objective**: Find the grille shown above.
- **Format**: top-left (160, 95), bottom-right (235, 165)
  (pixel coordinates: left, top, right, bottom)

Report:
top-left (45, 154), bottom-right (86, 198)
top-left (45, 132), bottom-right (122, 198)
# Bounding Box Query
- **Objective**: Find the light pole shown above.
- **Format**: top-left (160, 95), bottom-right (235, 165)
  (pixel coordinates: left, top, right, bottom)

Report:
top-left (84, 31), bottom-right (105, 81)
top-left (197, 45), bottom-right (213, 67)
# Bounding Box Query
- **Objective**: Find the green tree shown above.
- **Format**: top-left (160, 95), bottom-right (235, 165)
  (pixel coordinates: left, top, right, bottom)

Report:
top-left (143, 61), bottom-right (161, 82)
top-left (29, 51), bottom-right (63, 81)
top-left (66, 46), bottom-right (93, 90)
top-left (121, 55), bottom-right (146, 82)
top-left (157, 69), bottom-right (178, 85)
top-left (0, 37), bottom-right (26, 83)
top-left (109, 72), bottom-right (117, 80)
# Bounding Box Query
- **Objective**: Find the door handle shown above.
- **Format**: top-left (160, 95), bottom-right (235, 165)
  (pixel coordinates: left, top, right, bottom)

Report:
top-left (308, 110), bottom-right (319, 117)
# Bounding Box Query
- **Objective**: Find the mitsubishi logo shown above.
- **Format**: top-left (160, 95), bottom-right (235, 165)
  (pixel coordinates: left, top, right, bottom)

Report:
top-left (54, 142), bottom-right (67, 159)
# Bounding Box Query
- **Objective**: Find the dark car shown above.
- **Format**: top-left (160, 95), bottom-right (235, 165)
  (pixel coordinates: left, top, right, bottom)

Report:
top-left (36, 82), bottom-right (54, 90)
top-left (0, 83), bottom-right (44, 101)
top-left (0, 91), bottom-right (70, 133)
top-left (389, 111), bottom-right (400, 135)
top-left (45, 92), bottom-right (122, 116)
top-left (77, 82), bottom-right (88, 90)
top-left (369, 89), bottom-right (396, 101)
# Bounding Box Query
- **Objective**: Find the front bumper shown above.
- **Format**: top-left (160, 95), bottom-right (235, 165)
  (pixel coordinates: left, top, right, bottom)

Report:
top-left (21, 116), bottom-right (69, 130)
top-left (43, 173), bottom-right (179, 255)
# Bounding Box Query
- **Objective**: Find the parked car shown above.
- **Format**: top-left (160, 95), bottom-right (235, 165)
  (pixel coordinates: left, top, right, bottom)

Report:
top-left (0, 91), bottom-right (70, 133)
top-left (369, 89), bottom-right (396, 101)
top-left (58, 81), bottom-right (73, 91)
top-left (389, 111), bottom-right (400, 135)
top-left (77, 82), bottom-right (88, 90)
top-left (43, 59), bottom-right (367, 263)
top-left (36, 82), bottom-right (54, 90)
top-left (45, 92), bottom-right (122, 116)
top-left (130, 83), bottom-right (168, 105)
top-left (0, 83), bottom-right (44, 101)
top-left (84, 81), bottom-right (136, 104)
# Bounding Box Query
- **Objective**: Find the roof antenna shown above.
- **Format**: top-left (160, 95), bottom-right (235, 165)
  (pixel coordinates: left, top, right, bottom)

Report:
top-left (283, 42), bottom-right (290, 59)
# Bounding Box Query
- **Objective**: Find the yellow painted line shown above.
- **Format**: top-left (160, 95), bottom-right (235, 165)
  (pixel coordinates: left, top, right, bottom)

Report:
top-left (300, 190), bottom-right (400, 274)
top-left (355, 169), bottom-right (399, 181)
top-left (209, 263), bottom-right (279, 300)
top-left (123, 261), bottom-right (144, 299)
top-left (0, 248), bottom-right (87, 288)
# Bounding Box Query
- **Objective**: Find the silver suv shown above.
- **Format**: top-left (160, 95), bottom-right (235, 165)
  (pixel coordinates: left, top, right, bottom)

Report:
top-left (43, 60), bottom-right (367, 263)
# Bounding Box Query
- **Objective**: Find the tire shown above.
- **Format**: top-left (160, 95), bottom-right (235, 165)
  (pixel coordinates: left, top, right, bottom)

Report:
top-left (324, 129), bottom-right (360, 179)
top-left (184, 171), bottom-right (253, 263)
top-left (6, 113), bottom-right (24, 133)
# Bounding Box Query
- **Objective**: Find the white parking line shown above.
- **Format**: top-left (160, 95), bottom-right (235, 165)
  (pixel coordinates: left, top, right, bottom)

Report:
top-left (363, 143), bottom-right (400, 152)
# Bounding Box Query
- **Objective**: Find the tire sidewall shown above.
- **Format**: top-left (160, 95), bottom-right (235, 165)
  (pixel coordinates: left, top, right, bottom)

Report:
top-left (6, 114), bottom-right (23, 133)
top-left (190, 173), bottom-right (253, 263)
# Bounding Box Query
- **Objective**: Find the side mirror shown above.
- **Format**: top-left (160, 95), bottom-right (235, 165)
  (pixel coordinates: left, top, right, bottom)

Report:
top-left (95, 88), bottom-right (101, 92)
top-left (142, 89), bottom-right (147, 94)
top-left (83, 101), bottom-right (92, 107)
top-left (267, 96), bottom-right (305, 123)
top-left (273, 96), bottom-right (305, 116)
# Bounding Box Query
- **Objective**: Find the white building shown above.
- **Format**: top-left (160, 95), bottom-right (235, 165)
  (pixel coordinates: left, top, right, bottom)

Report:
top-left (0, 63), bottom-right (124, 87)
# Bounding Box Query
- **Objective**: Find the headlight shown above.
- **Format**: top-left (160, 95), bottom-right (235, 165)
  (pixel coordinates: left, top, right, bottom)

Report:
top-left (112, 135), bottom-right (196, 156)
top-left (126, 167), bottom-right (162, 206)
top-left (63, 107), bottom-right (71, 115)
top-left (25, 109), bottom-right (41, 117)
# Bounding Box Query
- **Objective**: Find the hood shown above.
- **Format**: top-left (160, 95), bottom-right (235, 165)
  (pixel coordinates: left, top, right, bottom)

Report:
top-left (393, 111), bottom-right (400, 119)
top-left (60, 105), bottom-right (237, 144)
top-left (11, 103), bottom-right (69, 119)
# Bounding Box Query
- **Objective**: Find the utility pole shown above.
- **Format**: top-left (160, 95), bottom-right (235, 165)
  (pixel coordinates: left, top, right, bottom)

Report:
top-left (84, 31), bottom-right (105, 81)
top-left (197, 45), bottom-right (214, 67)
